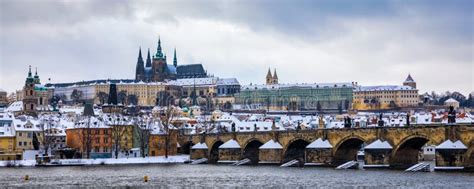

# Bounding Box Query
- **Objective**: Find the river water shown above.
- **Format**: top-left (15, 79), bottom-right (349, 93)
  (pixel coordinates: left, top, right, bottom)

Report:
top-left (0, 164), bottom-right (472, 188)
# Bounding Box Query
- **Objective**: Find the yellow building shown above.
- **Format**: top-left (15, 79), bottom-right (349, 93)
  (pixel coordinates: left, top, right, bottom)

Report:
top-left (13, 119), bottom-right (44, 153)
top-left (353, 75), bottom-right (419, 110)
top-left (0, 112), bottom-right (20, 160)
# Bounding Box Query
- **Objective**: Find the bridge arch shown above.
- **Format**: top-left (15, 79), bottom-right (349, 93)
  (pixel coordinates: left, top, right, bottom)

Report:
top-left (242, 138), bottom-right (264, 165)
top-left (332, 136), bottom-right (366, 166)
top-left (390, 135), bottom-right (429, 169)
top-left (208, 140), bottom-right (224, 164)
top-left (283, 138), bottom-right (310, 164)
top-left (179, 141), bottom-right (194, 155)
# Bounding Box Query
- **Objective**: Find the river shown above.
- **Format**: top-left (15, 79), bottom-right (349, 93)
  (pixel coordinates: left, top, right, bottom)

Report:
top-left (0, 164), bottom-right (472, 188)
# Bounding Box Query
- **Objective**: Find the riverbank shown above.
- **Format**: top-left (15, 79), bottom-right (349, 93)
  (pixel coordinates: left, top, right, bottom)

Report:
top-left (0, 155), bottom-right (190, 167)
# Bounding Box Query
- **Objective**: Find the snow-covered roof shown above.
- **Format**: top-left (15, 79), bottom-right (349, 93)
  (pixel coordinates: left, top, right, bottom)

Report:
top-left (444, 98), bottom-right (458, 103)
top-left (0, 88), bottom-right (5, 93)
top-left (242, 82), bottom-right (353, 91)
top-left (306, 138), bottom-right (333, 149)
top-left (436, 140), bottom-right (467, 150)
top-left (219, 139), bottom-right (241, 149)
top-left (6, 101), bottom-right (23, 112)
top-left (259, 139), bottom-right (283, 149)
top-left (216, 78), bottom-right (240, 86)
top-left (364, 139), bottom-right (393, 150)
top-left (191, 142), bottom-right (208, 150)
top-left (355, 85), bottom-right (415, 92)
top-left (169, 77), bottom-right (217, 86)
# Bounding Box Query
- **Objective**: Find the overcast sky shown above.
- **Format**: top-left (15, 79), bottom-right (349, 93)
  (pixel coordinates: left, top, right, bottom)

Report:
top-left (1, 0), bottom-right (473, 95)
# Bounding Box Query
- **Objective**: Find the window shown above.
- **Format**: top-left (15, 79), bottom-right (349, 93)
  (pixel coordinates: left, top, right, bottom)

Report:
top-left (18, 142), bottom-right (22, 146)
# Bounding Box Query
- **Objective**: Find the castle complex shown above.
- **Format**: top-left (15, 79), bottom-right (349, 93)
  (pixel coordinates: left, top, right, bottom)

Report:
top-left (135, 38), bottom-right (207, 82)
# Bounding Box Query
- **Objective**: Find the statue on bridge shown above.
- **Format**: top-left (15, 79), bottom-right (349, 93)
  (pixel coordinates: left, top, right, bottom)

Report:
top-left (378, 113), bottom-right (384, 127)
top-left (447, 106), bottom-right (456, 124)
top-left (344, 117), bottom-right (352, 128)
top-left (406, 113), bottom-right (410, 127)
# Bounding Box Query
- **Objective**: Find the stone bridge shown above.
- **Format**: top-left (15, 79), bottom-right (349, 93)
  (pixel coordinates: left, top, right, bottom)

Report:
top-left (177, 124), bottom-right (474, 170)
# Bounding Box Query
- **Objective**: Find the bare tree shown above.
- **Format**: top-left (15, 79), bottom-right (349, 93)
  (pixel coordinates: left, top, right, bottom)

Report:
top-left (39, 115), bottom-right (54, 157)
top-left (96, 92), bottom-right (108, 105)
top-left (71, 89), bottom-right (83, 104)
top-left (134, 116), bottom-right (152, 158)
top-left (118, 90), bottom-right (128, 105)
top-left (110, 114), bottom-right (129, 159)
top-left (159, 106), bottom-right (178, 158)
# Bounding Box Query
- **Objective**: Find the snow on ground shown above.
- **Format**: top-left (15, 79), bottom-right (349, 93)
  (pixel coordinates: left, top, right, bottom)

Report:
top-left (0, 155), bottom-right (190, 167)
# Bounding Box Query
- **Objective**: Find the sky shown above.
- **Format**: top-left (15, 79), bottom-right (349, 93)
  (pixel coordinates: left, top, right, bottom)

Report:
top-left (1, 0), bottom-right (473, 95)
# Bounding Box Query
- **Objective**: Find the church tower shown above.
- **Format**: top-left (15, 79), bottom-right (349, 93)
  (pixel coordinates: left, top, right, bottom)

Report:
top-left (403, 74), bottom-right (416, 89)
top-left (266, 68), bottom-right (273, 85)
top-left (151, 37), bottom-right (168, 81)
top-left (272, 69), bottom-right (279, 85)
top-left (135, 47), bottom-right (145, 81)
top-left (23, 66), bottom-right (37, 115)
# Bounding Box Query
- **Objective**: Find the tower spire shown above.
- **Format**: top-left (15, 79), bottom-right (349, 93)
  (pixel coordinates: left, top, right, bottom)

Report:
top-left (28, 65), bottom-right (32, 78)
top-left (173, 48), bottom-right (178, 67)
top-left (266, 68), bottom-right (273, 85)
top-left (146, 48), bottom-right (151, 67)
top-left (155, 36), bottom-right (163, 58)
top-left (135, 47), bottom-right (145, 80)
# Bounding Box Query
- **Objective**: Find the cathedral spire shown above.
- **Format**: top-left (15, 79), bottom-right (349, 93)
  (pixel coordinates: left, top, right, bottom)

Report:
top-left (273, 69), bottom-right (278, 80)
top-left (173, 48), bottom-right (178, 67)
top-left (135, 47), bottom-right (145, 80)
top-left (155, 36), bottom-right (163, 58)
top-left (138, 46), bottom-right (143, 60)
top-left (146, 48), bottom-right (151, 67)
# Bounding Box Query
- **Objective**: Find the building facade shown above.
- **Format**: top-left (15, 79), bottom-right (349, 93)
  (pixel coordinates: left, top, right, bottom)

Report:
top-left (236, 83), bottom-right (354, 111)
top-left (235, 69), bottom-right (354, 111)
top-left (352, 75), bottom-right (419, 110)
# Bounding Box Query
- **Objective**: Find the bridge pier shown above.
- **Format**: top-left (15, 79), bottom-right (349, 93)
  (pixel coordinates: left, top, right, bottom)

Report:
top-left (363, 139), bottom-right (393, 168)
top-left (258, 139), bottom-right (283, 164)
top-left (217, 139), bottom-right (241, 164)
top-left (435, 140), bottom-right (468, 170)
top-left (190, 143), bottom-right (208, 160)
top-left (305, 138), bottom-right (333, 166)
